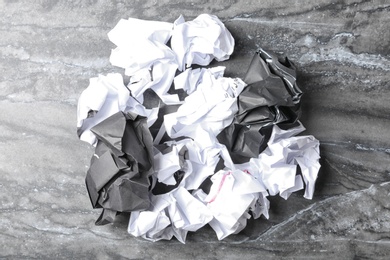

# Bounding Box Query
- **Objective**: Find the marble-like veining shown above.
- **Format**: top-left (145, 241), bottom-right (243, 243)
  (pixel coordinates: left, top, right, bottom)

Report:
top-left (1, 0), bottom-right (390, 258)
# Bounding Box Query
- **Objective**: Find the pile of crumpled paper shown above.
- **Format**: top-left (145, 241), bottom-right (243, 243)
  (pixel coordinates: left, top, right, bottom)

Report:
top-left (77, 14), bottom-right (320, 243)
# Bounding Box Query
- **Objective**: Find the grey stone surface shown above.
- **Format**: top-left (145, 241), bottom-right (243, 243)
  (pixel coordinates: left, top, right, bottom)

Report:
top-left (1, 0), bottom-right (390, 259)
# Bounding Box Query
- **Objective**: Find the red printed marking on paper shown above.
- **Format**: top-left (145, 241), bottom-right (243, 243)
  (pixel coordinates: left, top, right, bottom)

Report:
top-left (208, 171), bottom-right (231, 203)
top-left (243, 169), bottom-right (251, 175)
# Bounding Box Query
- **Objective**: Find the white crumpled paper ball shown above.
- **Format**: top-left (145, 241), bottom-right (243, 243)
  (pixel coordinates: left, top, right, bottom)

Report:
top-left (171, 14), bottom-right (235, 71)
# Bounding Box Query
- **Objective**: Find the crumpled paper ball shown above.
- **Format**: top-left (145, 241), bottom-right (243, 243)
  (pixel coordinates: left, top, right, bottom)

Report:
top-left (85, 111), bottom-right (154, 225)
top-left (217, 48), bottom-right (303, 163)
top-left (171, 14), bottom-right (235, 71)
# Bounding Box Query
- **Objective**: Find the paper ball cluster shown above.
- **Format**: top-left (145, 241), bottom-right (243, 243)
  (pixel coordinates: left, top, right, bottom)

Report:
top-left (77, 14), bottom-right (320, 242)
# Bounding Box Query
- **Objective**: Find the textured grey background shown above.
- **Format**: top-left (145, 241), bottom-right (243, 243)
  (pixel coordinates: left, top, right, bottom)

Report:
top-left (1, 0), bottom-right (389, 259)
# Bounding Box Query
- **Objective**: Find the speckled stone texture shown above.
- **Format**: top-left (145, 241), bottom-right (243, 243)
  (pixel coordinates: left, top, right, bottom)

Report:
top-left (1, 0), bottom-right (389, 259)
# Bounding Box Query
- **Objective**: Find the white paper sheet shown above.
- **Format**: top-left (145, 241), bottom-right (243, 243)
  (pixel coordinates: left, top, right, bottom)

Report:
top-left (154, 144), bottom-right (183, 185)
top-left (171, 14), bottom-right (235, 71)
top-left (251, 123), bottom-right (321, 200)
top-left (128, 187), bottom-right (213, 243)
top-left (77, 73), bottom-right (130, 145)
top-left (128, 195), bottom-right (172, 242)
top-left (154, 138), bottom-right (221, 191)
top-left (164, 70), bottom-right (246, 145)
top-left (108, 18), bottom-right (181, 105)
top-left (232, 161), bottom-right (270, 219)
top-left (108, 18), bottom-right (172, 46)
top-left (77, 73), bottom-right (159, 145)
top-left (124, 95), bottom-right (159, 128)
top-left (174, 66), bottom-right (226, 94)
top-left (202, 169), bottom-right (267, 240)
top-left (192, 189), bottom-right (248, 240)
